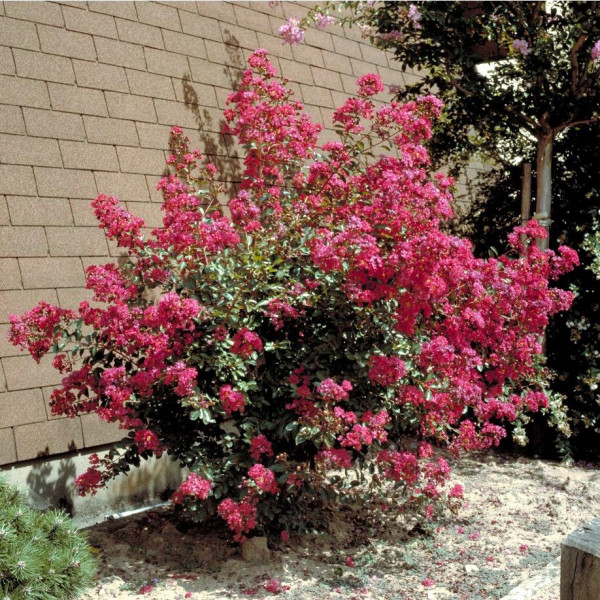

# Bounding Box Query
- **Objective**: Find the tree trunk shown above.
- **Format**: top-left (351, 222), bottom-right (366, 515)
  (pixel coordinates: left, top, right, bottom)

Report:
top-left (535, 130), bottom-right (554, 250)
top-left (520, 162), bottom-right (532, 247)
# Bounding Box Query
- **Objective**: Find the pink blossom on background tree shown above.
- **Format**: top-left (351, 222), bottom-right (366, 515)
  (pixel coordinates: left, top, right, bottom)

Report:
top-left (9, 49), bottom-right (577, 540)
top-left (278, 17), bottom-right (305, 45)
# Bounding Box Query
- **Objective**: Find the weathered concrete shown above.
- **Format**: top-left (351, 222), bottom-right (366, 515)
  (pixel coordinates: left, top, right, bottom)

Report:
top-left (500, 558), bottom-right (559, 600)
top-left (0, 447), bottom-right (184, 528)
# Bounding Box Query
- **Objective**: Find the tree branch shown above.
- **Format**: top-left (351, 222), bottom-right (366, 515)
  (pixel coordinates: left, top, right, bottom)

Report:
top-left (556, 114), bottom-right (600, 133)
top-left (570, 33), bottom-right (588, 95)
top-left (531, 1), bottom-right (545, 26)
top-left (444, 66), bottom-right (538, 133)
top-left (576, 64), bottom-right (600, 98)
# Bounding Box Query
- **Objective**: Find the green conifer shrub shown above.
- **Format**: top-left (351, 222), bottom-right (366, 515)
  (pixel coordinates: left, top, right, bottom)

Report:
top-left (0, 478), bottom-right (96, 600)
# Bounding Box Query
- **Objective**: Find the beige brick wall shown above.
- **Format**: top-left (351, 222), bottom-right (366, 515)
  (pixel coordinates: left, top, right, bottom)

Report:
top-left (0, 0), bottom-right (411, 467)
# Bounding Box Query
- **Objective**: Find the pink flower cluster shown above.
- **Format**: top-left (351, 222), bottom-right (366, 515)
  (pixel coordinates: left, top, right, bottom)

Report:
top-left (91, 194), bottom-right (145, 249)
top-left (316, 448), bottom-right (353, 470)
top-left (357, 73), bottom-right (385, 97)
top-left (592, 40), bottom-right (600, 63)
top-left (8, 302), bottom-right (76, 363)
top-left (407, 4), bottom-right (421, 26)
top-left (513, 39), bottom-right (531, 56)
top-left (314, 12), bottom-right (335, 30)
top-left (223, 48), bottom-right (321, 197)
top-left (368, 355), bottom-right (407, 386)
top-left (249, 434), bottom-right (274, 461)
top-left (165, 361), bottom-right (197, 397)
top-left (231, 327), bottom-right (264, 359)
top-left (171, 472), bottom-right (212, 504)
top-left (278, 17), bottom-right (305, 45)
top-left (75, 465), bottom-right (104, 497)
top-left (248, 463), bottom-right (280, 494)
top-left (217, 497), bottom-right (258, 543)
top-left (134, 429), bottom-right (162, 455)
top-left (219, 385), bottom-right (246, 415)
top-left (264, 298), bottom-right (299, 330)
top-left (316, 378), bottom-right (352, 402)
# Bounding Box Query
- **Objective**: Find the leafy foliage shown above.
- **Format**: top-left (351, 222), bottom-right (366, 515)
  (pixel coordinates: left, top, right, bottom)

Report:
top-left (0, 478), bottom-right (96, 600)
top-left (320, 1), bottom-right (600, 170)
top-left (8, 50), bottom-right (577, 539)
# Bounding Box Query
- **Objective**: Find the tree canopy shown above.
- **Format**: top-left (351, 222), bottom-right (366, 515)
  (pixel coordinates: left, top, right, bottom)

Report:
top-left (340, 1), bottom-right (600, 171)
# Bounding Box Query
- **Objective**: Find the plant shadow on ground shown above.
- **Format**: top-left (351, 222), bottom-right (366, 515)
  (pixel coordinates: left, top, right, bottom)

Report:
top-left (83, 452), bottom-right (600, 600)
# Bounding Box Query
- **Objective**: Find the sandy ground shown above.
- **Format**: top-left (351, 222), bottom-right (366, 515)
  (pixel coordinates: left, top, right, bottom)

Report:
top-left (81, 452), bottom-right (600, 600)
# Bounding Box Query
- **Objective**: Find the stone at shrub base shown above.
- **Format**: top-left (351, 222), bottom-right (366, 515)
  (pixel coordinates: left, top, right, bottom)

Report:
top-left (242, 536), bottom-right (271, 563)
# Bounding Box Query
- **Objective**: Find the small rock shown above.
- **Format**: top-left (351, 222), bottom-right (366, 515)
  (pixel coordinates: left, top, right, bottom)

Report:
top-left (464, 564), bottom-right (479, 575)
top-left (241, 536), bottom-right (271, 563)
top-left (99, 575), bottom-right (124, 586)
top-left (160, 522), bottom-right (182, 538)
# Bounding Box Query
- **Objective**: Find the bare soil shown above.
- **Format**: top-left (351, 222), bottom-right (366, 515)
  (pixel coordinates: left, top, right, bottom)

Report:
top-left (82, 452), bottom-right (600, 600)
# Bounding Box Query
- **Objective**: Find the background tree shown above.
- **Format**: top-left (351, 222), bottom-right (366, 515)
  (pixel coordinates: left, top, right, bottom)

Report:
top-left (309, 1), bottom-right (600, 458)
top-left (457, 120), bottom-right (600, 459)
top-left (330, 1), bottom-right (600, 247)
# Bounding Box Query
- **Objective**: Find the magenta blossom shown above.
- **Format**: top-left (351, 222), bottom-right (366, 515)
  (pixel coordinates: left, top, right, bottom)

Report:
top-left (512, 39), bottom-right (531, 56)
top-left (407, 4), bottom-right (421, 26)
top-left (315, 12), bottom-right (335, 29)
top-left (356, 73), bottom-right (385, 97)
top-left (279, 17), bottom-right (305, 45)
top-left (592, 40), bottom-right (600, 63)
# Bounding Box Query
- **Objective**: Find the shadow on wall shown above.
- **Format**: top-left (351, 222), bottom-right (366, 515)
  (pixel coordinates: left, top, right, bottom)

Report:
top-left (108, 453), bottom-right (183, 506)
top-left (181, 30), bottom-right (245, 202)
top-left (22, 39), bottom-right (248, 514)
top-left (26, 454), bottom-right (77, 515)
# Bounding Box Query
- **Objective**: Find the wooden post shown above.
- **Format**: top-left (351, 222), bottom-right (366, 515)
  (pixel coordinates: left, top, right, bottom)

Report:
top-left (561, 517), bottom-right (600, 600)
top-left (520, 162), bottom-right (532, 246)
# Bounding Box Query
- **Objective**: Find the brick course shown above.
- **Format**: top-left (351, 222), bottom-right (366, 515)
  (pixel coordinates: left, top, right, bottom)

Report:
top-left (0, 1), bottom-right (409, 468)
top-left (62, 5), bottom-right (119, 39)
top-left (0, 17), bottom-right (41, 51)
top-left (73, 60), bottom-right (130, 92)
top-left (34, 166), bottom-right (98, 198)
top-left (0, 226), bottom-right (48, 257)
top-left (83, 116), bottom-right (139, 146)
top-left (19, 257), bottom-right (86, 288)
top-left (0, 75), bottom-right (50, 109)
top-left (0, 428), bottom-right (17, 466)
top-left (4, 2), bottom-right (64, 27)
top-left (14, 49), bottom-right (75, 84)
top-left (0, 105), bottom-right (26, 136)
top-left (23, 108), bottom-right (86, 141)
top-left (0, 389), bottom-right (47, 428)
top-left (105, 90), bottom-right (157, 121)
top-left (0, 259), bottom-right (22, 290)
top-left (48, 82), bottom-right (108, 116)
top-left (7, 197), bottom-right (73, 226)
top-left (14, 417), bottom-right (84, 461)
top-left (94, 36), bottom-right (146, 69)
top-left (38, 24), bottom-right (96, 61)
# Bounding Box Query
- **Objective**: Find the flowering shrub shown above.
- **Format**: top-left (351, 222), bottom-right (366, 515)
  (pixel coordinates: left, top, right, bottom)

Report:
top-left (9, 49), bottom-right (577, 540)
